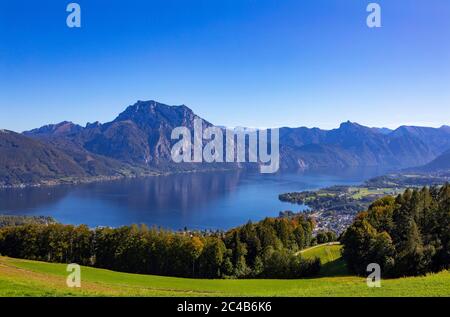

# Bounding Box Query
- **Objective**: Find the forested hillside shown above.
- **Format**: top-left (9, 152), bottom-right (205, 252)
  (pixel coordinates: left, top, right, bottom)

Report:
top-left (342, 184), bottom-right (450, 277)
top-left (0, 215), bottom-right (322, 279)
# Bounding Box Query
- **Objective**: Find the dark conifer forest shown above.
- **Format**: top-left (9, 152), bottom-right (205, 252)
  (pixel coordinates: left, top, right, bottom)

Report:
top-left (342, 184), bottom-right (450, 277)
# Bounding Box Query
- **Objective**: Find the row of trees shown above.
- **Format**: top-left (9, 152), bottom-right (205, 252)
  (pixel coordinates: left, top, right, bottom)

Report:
top-left (341, 184), bottom-right (450, 277)
top-left (0, 215), bottom-right (321, 279)
top-left (0, 215), bottom-right (56, 228)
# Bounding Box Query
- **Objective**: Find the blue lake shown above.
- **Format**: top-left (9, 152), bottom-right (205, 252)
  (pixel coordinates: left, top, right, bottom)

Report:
top-left (0, 169), bottom-right (384, 230)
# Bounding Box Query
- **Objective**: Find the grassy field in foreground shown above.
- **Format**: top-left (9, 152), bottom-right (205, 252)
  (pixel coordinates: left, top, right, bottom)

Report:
top-left (0, 244), bottom-right (449, 297)
top-left (300, 243), bottom-right (348, 276)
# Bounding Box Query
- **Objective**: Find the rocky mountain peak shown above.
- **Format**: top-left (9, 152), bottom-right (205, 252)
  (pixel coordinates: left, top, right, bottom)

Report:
top-left (114, 100), bottom-right (209, 129)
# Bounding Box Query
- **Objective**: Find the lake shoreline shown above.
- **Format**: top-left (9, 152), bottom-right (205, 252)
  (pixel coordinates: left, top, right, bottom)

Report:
top-left (0, 167), bottom-right (242, 190)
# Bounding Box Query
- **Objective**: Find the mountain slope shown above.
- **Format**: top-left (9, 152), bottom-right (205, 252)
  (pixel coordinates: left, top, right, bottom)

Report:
top-left (0, 130), bottom-right (87, 186)
top-left (413, 149), bottom-right (450, 172)
top-left (390, 125), bottom-right (450, 154)
top-left (0, 129), bottom-right (146, 187)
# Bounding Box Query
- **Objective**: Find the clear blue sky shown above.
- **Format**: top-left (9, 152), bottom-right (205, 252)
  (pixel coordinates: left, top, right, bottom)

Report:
top-left (1, 0), bottom-right (449, 132)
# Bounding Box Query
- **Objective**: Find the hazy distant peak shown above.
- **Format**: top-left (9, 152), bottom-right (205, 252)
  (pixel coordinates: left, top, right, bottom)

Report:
top-left (370, 127), bottom-right (393, 135)
top-left (339, 121), bottom-right (364, 129)
top-left (440, 125), bottom-right (450, 133)
top-left (392, 125), bottom-right (448, 137)
top-left (24, 121), bottom-right (82, 136)
top-left (336, 121), bottom-right (377, 135)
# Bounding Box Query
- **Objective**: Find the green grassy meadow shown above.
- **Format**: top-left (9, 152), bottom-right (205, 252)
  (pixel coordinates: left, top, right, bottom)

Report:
top-left (300, 243), bottom-right (348, 276)
top-left (0, 244), bottom-right (449, 297)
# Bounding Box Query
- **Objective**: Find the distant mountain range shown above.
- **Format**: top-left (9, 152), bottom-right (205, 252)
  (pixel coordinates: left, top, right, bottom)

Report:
top-left (278, 121), bottom-right (450, 170)
top-left (1, 100), bottom-right (450, 186)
